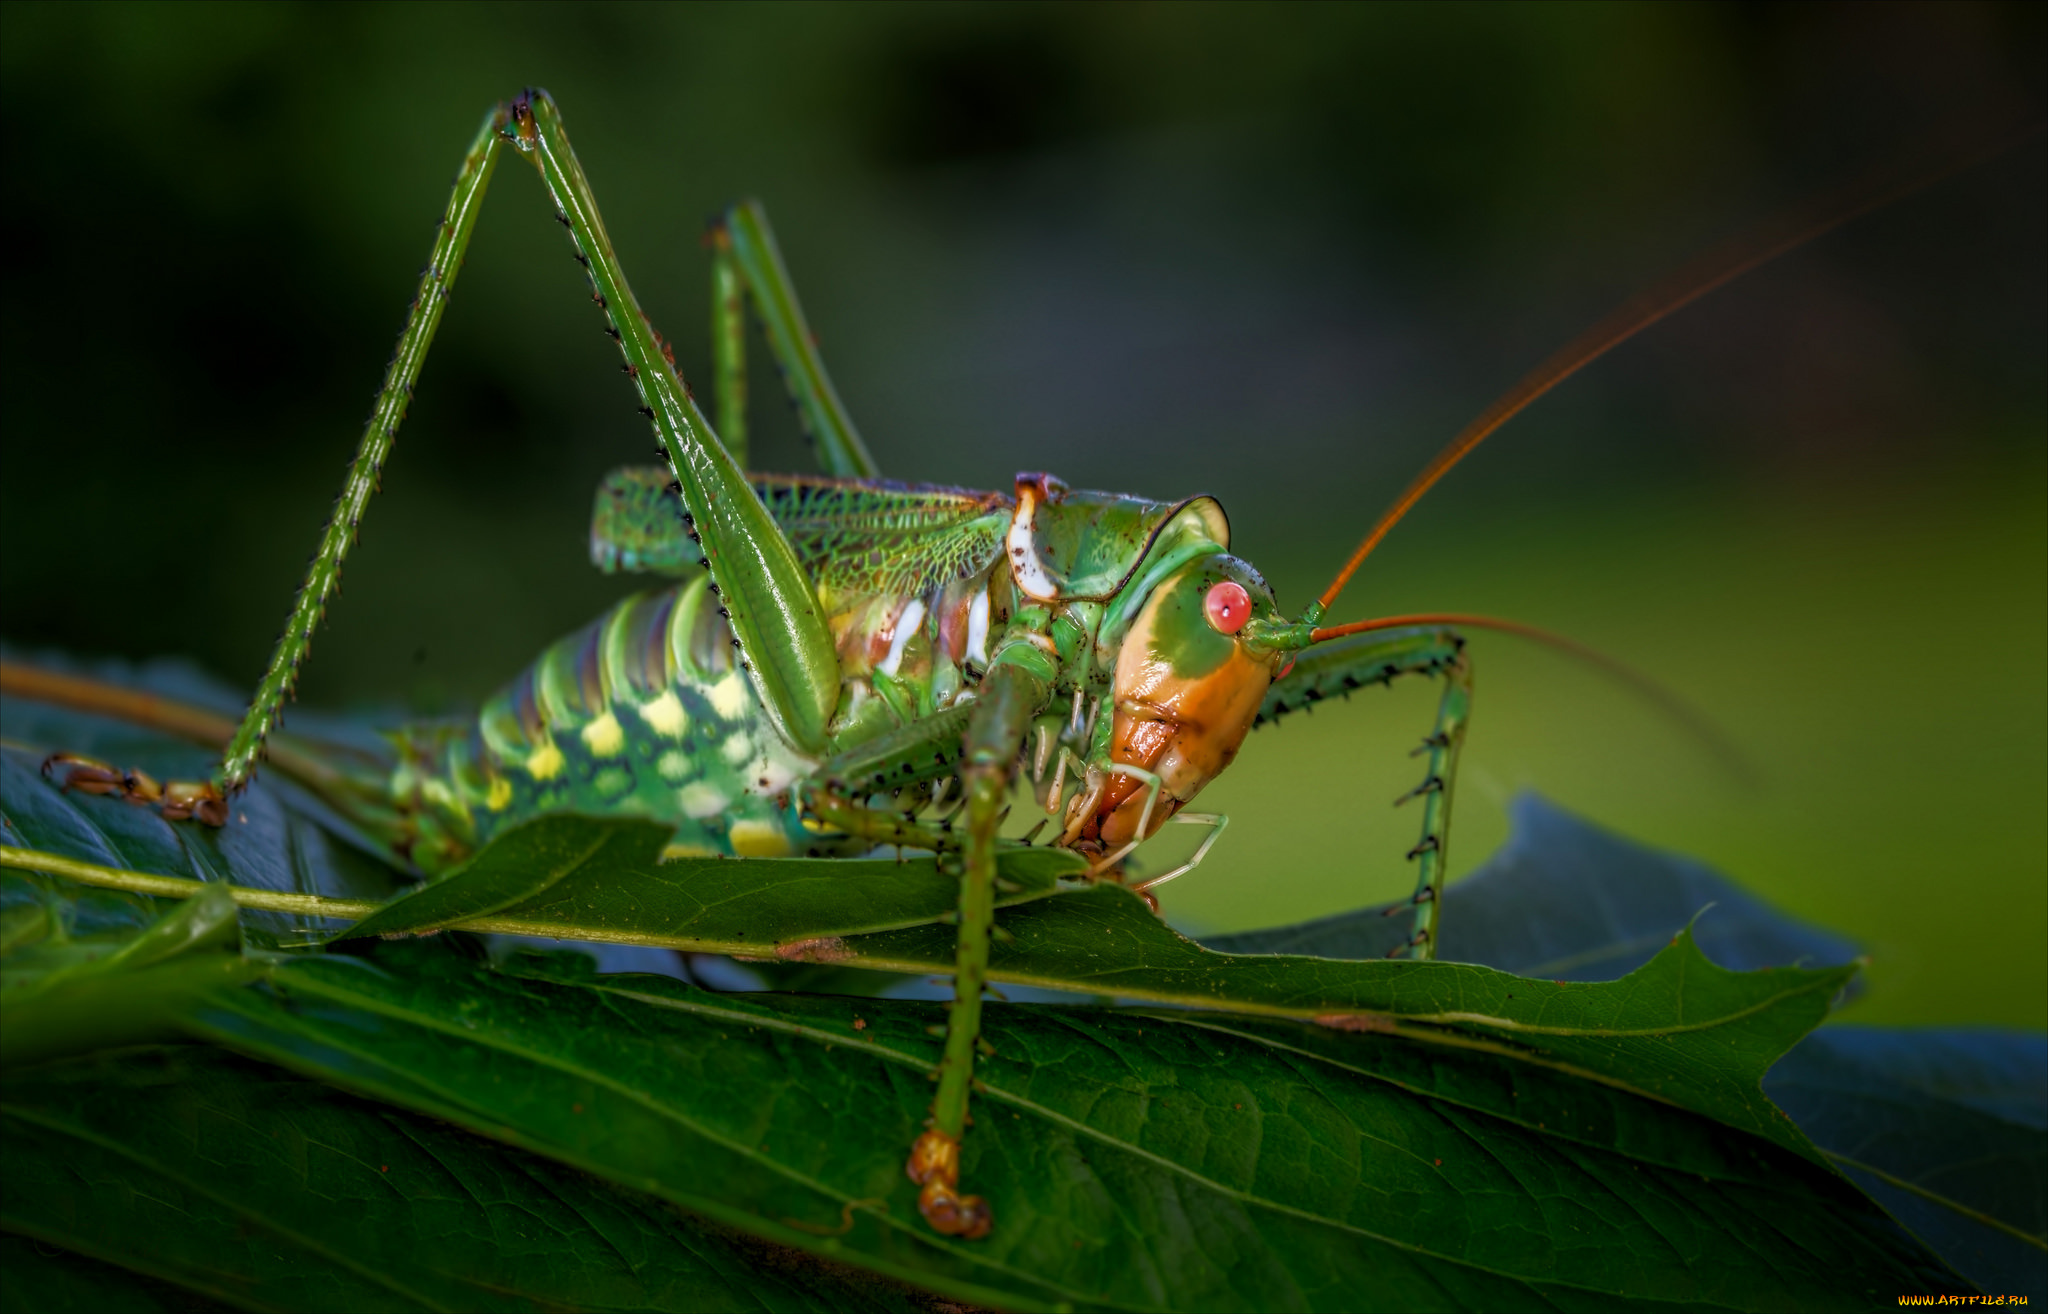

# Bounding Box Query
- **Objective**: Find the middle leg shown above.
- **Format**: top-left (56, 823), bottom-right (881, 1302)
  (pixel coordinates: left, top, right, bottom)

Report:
top-left (905, 653), bottom-right (1053, 1238)
top-left (709, 200), bottom-right (881, 480)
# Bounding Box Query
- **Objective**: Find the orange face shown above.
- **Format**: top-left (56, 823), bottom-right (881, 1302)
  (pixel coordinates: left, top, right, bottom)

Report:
top-left (1077, 555), bottom-right (1279, 851)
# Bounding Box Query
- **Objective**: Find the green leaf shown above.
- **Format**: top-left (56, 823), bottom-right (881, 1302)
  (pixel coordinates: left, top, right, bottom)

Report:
top-left (163, 938), bottom-right (1955, 1311)
top-left (1, 1044), bottom-right (924, 1313)
top-left (1766, 1027), bottom-right (2047, 1300)
top-left (1, 882), bottom-right (263, 1068)
top-left (336, 814), bottom-right (1081, 946)
top-left (1201, 799), bottom-right (2044, 1295)
top-left (0, 1232), bottom-right (234, 1314)
top-left (301, 807), bottom-right (1858, 1169)
top-left (826, 883), bottom-right (1853, 1164)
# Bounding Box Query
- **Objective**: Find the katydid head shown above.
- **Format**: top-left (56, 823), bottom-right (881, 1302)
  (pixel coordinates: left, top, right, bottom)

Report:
top-left (1079, 552), bottom-right (1289, 851)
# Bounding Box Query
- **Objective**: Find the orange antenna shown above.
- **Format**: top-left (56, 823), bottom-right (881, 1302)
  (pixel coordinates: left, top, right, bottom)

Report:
top-left (1315, 113), bottom-right (2045, 617)
top-left (1308, 612), bottom-right (1756, 784)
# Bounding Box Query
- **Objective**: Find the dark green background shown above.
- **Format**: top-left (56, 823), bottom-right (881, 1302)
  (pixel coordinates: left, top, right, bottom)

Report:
top-left (2, 2), bottom-right (2042, 1024)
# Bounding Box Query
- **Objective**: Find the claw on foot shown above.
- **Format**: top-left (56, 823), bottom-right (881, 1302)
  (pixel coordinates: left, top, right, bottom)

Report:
top-left (41, 754), bottom-right (228, 826)
top-left (905, 1128), bottom-right (992, 1239)
top-left (918, 1178), bottom-right (993, 1239)
top-left (41, 753), bottom-right (134, 797)
top-left (161, 779), bottom-right (229, 825)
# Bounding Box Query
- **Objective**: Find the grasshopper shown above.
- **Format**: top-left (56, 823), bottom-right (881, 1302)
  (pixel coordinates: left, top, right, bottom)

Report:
top-left (16, 90), bottom-right (2018, 1238)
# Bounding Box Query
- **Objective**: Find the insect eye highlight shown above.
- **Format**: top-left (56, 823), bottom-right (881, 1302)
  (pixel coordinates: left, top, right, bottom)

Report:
top-left (1203, 580), bottom-right (1251, 635)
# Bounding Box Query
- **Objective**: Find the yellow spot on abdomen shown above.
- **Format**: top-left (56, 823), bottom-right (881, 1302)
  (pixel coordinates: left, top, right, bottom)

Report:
top-left (580, 711), bottom-right (625, 758)
top-left (637, 690), bottom-right (687, 738)
top-left (657, 750), bottom-right (693, 783)
top-left (730, 819), bottom-right (793, 857)
top-left (709, 671), bottom-right (750, 721)
top-left (721, 733), bottom-right (752, 765)
top-left (485, 777), bottom-right (513, 811)
top-left (679, 783), bottom-right (726, 819)
top-left (526, 741), bottom-right (565, 781)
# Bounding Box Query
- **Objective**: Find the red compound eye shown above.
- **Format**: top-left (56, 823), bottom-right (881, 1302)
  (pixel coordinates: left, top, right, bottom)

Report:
top-left (1203, 580), bottom-right (1251, 635)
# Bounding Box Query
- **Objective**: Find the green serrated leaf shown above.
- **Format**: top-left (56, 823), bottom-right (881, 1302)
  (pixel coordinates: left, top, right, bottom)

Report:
top-left (822, 882), bottom-right (1855, 1164)
top-left (333, 815), bottom-right (658, 941)
top-left (164, 939), bottom-right (1956, 1311)
top-left (334, 814), bottom-right (1081, 946)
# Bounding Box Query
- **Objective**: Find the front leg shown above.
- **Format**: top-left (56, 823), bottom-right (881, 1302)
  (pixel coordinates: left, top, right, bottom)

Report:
top-left (906, 653), bottom-right (1052, 1238)
top-left (1259, 625), bottom-right (1470, 959)
top-left (1393, 651), bottom-right (1471, 959)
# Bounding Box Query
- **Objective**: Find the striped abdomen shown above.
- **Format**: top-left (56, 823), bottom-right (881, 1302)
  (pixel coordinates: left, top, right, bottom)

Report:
top-left (384, 576), bottom-right (822, 873)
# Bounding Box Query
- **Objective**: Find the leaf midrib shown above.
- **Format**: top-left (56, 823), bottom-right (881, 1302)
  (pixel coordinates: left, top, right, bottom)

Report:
top-left (1828, 1150), bottom-right (2048, 1253)
top-left (844, 946), bottom-right (1843, 1038)
top-left (1156, 1013), bottom-right (1817, 1187)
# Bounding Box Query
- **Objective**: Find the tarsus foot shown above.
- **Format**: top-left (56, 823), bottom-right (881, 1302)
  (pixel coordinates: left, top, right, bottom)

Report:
top-left (905, 1128), bottom-right (992, 1239)
top-left (42, 753), bottom-right (228, 826)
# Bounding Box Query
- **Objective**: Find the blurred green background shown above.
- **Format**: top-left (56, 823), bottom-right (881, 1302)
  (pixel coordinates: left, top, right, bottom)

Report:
top-left (2, 3), bottom-right (2041, 1025)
